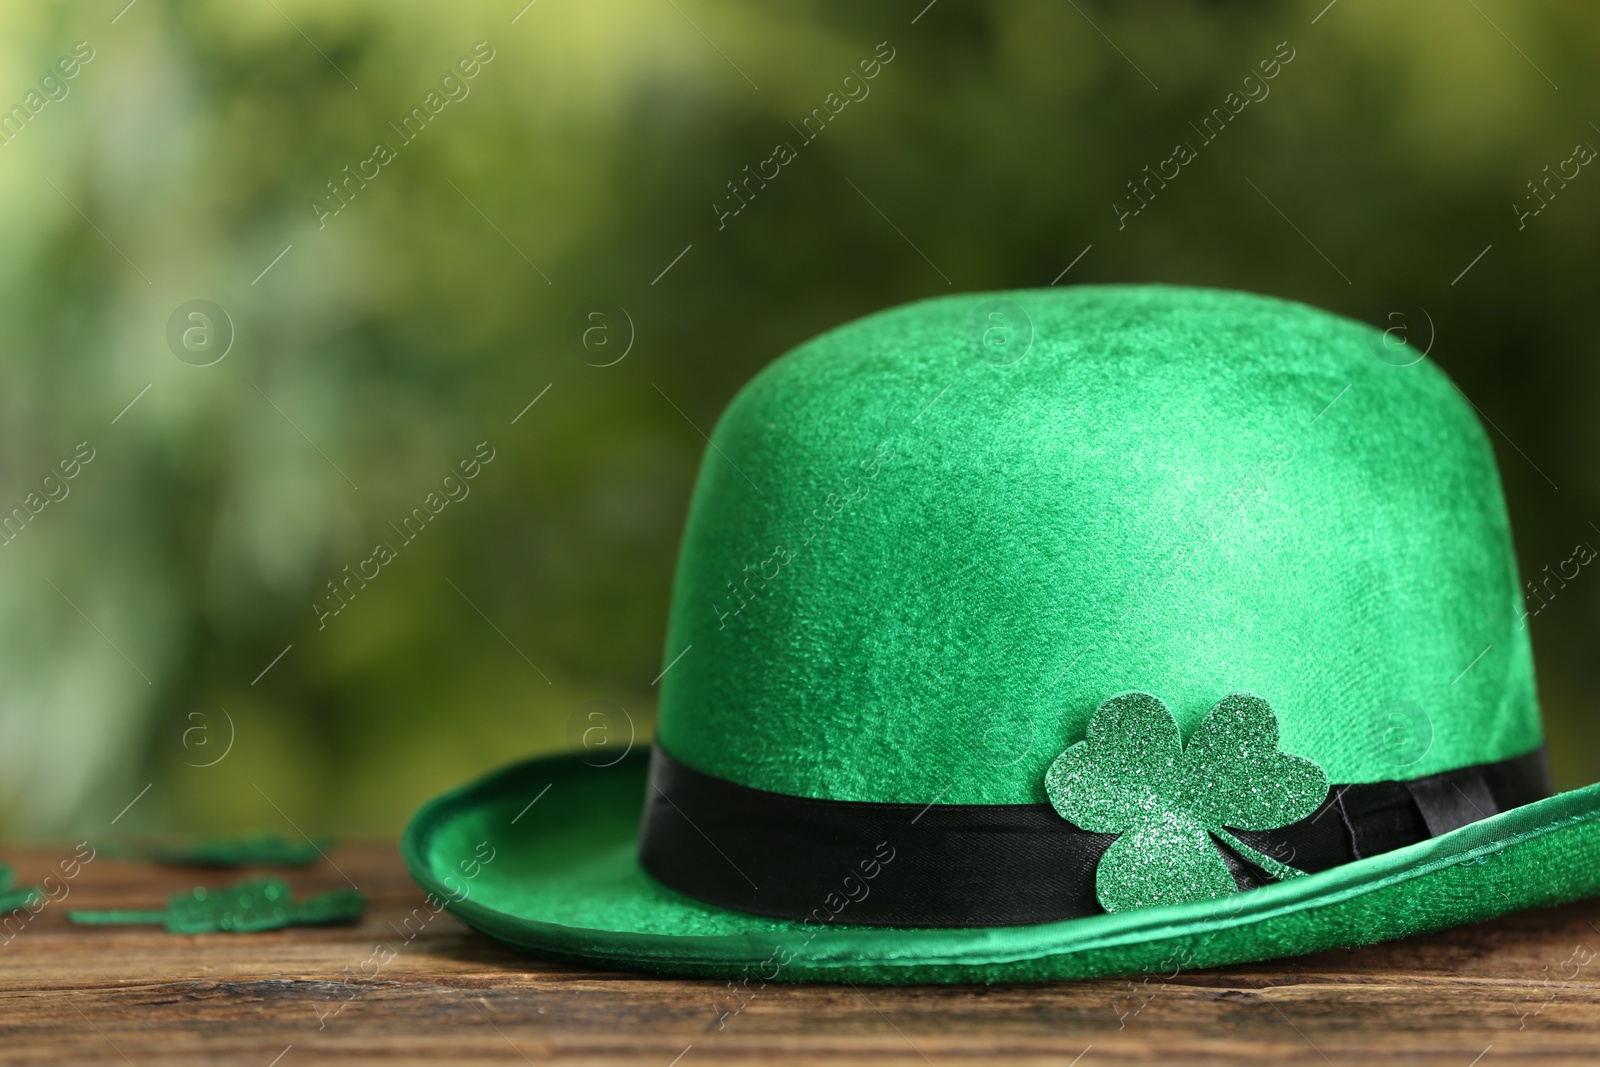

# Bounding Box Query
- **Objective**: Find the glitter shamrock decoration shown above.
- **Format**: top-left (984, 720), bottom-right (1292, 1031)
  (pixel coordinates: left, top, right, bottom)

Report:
top-left (1045, 691), bottom-right (1329, 914)
top-left (70, 877), bottom-right (363, 933)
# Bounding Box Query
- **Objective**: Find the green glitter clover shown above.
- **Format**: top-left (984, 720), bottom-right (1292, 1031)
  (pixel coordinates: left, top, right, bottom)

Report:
top-left (1045, 691), bottom-right (1330, 914)
top-left (69, 877), bottom-right (363, 933)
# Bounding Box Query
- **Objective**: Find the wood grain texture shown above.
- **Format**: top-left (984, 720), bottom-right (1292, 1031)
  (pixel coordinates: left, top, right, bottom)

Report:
top-left (1, 843), bottom-right (1598, 1065)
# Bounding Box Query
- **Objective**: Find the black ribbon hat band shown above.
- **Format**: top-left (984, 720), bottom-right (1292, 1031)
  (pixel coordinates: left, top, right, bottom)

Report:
top-left (637, 745), bottom-right (1553, 928)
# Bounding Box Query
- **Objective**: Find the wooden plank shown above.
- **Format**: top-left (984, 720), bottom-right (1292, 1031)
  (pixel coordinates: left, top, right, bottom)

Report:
top-left (0, 844), bottom-right (1597, 1065)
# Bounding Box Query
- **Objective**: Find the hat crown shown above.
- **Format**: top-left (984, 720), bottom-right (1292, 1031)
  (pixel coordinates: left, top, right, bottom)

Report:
top-left (658, 285), bottom-right (1539, 804)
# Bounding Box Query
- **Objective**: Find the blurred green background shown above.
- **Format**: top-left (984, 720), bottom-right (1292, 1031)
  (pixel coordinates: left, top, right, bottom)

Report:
top-left (1, 0), bottom-right (1596, 837)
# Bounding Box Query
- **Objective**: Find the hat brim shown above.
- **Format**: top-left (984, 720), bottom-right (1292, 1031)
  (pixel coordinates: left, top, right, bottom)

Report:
top-left (402, 749), bottom-right (1600, 983)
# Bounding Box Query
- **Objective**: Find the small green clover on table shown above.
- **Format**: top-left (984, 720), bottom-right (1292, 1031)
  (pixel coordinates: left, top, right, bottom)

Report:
top-left (1046, 692), bottom-right (1329, 913)
top-left (70, 877), bottom-right (363, 933)
top-left (0, 863), bottom-right (43, 912)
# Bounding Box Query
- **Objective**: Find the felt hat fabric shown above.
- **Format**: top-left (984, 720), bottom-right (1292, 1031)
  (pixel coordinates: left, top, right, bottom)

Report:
top-left (403, 285), bottom-right (1600, 983)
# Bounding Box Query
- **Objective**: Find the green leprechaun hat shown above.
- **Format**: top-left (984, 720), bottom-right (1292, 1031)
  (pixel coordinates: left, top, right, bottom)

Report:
top-left (403, 285), bottom-right (1600, 983)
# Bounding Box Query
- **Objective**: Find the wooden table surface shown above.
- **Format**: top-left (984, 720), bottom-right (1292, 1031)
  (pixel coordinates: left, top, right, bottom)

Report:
top-left (3, 843), bottom-right (1600, 1065)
